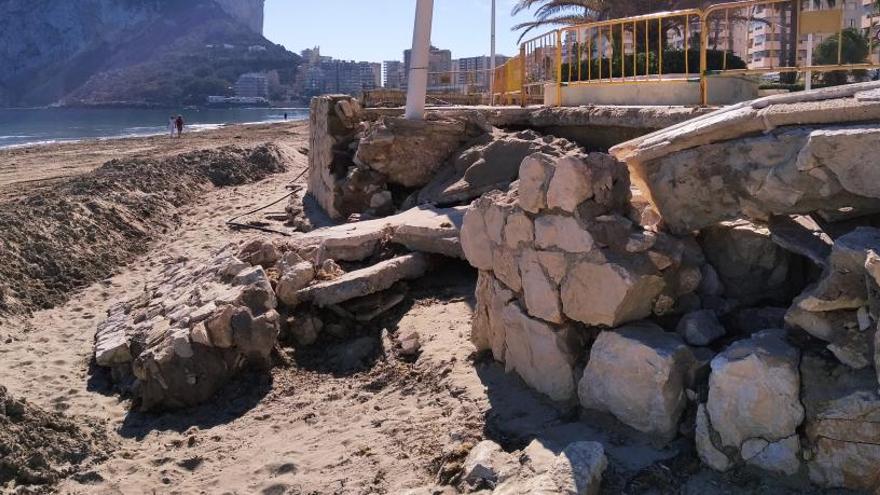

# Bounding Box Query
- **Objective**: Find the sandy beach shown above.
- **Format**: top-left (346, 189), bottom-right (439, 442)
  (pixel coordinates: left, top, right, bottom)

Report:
top-left (0, 121), bottom-right (553, 494)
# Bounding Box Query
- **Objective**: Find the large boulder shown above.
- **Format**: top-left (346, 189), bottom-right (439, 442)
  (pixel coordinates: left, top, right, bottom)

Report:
top-left (609, 82), bottom-right (880, 232)
top-left (698, 330), bottom-right (804, 473)
top-left (578, 322), bottom-right (695, 441)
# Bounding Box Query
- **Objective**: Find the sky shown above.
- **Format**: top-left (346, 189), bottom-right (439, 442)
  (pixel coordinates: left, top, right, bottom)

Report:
top-left (264, 0), bottom-right (534, 62)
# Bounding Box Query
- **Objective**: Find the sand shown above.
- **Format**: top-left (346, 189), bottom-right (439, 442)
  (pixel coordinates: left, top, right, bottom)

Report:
top-left (0, 122), bottom-right (841, 495)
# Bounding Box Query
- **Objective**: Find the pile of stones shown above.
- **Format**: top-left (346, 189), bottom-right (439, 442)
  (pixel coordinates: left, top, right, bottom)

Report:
top-left (458, 82), bottom-right (880, 492)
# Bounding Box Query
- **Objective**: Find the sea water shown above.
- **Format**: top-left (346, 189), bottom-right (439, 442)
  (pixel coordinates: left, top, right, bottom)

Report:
top-left (0, 107), bottom-right (309, 149)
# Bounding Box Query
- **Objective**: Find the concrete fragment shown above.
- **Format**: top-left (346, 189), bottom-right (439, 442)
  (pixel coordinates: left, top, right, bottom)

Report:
top-left (297, 253), bottom-right (428, 307)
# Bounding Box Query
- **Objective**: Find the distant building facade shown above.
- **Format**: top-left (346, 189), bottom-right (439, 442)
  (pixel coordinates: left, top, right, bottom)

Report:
top-left (235, 72), bottom-right (269, 98)
top-left (454, 55), bottom-right (510, 92)
top-left (404, 45), bottom-right (453, 91)
top-left (383, 60), bottom-right (405, 89)
top-left (293, 47), bottom-right (382, 97)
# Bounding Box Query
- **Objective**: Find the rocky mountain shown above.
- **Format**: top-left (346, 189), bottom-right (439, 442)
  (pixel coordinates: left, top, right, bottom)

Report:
top-left (0, 0), bottom-right (299, 107)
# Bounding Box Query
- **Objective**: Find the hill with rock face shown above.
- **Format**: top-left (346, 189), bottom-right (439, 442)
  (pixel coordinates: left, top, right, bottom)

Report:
top-left (0, 0), bottom-right (297, 107)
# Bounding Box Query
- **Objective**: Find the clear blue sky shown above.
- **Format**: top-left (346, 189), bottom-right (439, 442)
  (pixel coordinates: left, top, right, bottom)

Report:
top-left (264, 0), bottom-right (534, 62)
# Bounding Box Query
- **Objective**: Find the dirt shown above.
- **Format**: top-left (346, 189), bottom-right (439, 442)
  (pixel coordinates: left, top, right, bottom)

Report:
top-left (0, 386), bottom-right (113, 493)
top-left (0, 142), bottom-right (291, 316)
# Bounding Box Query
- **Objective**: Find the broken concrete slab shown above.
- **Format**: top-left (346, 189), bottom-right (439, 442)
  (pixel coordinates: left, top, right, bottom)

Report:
top-left (295, 253), bottom-right (428, 308)
top-left (292, 205), bottom-right (468, 262)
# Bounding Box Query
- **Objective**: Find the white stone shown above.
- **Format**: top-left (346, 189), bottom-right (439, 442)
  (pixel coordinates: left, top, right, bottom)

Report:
top-left (493, 249), bottom-right (522, 293)
top-left (461, 206), bottom-right (494, 271)
top-left (502, 302), bottom-right (577, 402)
top-left (275, 261), bottom-right (316, 306)
top-left (707, 330), bottom-right (804, 450)
top-left (547, 156), bottom-right (593, 212)
top-left (504, 211), bottom-right (534, 249)
top-left (519, 250), bottom-right (562, 324)
top-left (742, 435), bottom-right (801, 476)
top-left (561, 260), bottom-right (665, 327)
top-left (485, 205), bottom-right (507, 245)
top-left (695, 404), bottom-right (733, 472)
top-left (460, 440), bottom-right (518, 487)
top-left (537, 251), bottom-right (568, 285)
top-left (519, 153), bottom-right (554, 213)
top-left (578, 323), bottom-right (694, 440)
top-left (534, 215), bottom-right (594, 253)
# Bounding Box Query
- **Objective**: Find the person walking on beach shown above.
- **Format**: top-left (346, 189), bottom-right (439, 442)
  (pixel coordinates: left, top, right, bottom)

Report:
top-left (283, 112), bottom-right (288, 120)
top-left (168, 116), bottom-right (176, 138)
top-left (175, 115), bottom-right (184, 138)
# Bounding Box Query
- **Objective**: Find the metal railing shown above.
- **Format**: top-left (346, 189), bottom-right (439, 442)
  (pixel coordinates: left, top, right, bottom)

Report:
top-left (493, 0), bottom-right (880, 106)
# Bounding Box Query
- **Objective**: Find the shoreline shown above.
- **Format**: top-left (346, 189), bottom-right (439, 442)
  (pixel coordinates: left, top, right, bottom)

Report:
top-left (0, 120), bottom-right (308, 201)
top-left (0, 117), bottom-right (307, 151)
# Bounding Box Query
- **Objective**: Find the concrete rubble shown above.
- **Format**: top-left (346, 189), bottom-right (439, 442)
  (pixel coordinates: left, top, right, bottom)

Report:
top-left (94, 246), bottom-right (280, 411)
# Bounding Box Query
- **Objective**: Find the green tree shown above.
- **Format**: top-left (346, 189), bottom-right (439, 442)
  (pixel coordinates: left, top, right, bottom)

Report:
top-left (814, 27), bottom-right (870, 85)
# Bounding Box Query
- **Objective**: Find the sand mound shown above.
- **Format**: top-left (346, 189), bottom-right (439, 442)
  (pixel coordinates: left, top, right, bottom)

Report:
top-left (0, 144), bottom-right (288, 316)
top-left (0, 385), bottom-right (112, 492)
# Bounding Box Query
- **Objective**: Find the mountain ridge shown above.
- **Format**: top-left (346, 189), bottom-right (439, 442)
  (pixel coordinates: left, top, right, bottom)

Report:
top-left (0, 0), bottom-right (296, 108)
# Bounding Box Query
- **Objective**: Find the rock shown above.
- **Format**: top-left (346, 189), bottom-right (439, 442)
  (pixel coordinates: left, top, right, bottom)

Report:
top-left (546, 156), bottom-right (593, 212)
top-left (801, 354), bottom-right (880, 491)
top-left (503, 211), bottom-right (534, 249)
top-left (695, 404), bottom-right (733, 472)
top-left (518, 153), bottom-right (554, 214)
top-left (578, 322), bottom-right (695, 440)
top-left (354, 116), bottom-right (476, 187)
top-left (238, 239), bottom-right (280, 268)
top-left (699, 220), bottom-right (799, 306)
top-left (495, 440), bottom-right (607, 495)
top-left (501, 301), bottom-right (578, 402)
top-left (460, 440), bottom-right (518, 488)
top-left (275, 260), bottom-right (316, 307)
top-left (609, 82), bottom-right (880, 232)
top-left (94, 307), bottom-right (132, 367)
top-left (306, 96), bottom-right (363, 219)
top-left (727, 306), bottom-right (787, 335)
top-left (397, 331), bottom-right (421, 357)
top-left (768, 215), bottom-right (832, 268)
top-left (742, 435), bottom-right (801, 476)
top-left (461, 203), bottom-right (495, 271)
top-left (706, 330), bottom-right (804, 451)
top-left (534, 215), bottom-right (594, 253)
top-left (288, 311), bottom-right (323, 346)
top-left (493, 248), bottom-right (522, 293)
top-left (415, 130), bottom-right (583, 207)
top-left (297, 253), bottom-right (428, 307)
top-left (519, 250), bottom-right (562, 324)
top-left (561, 258), bottom-right (665, 327)
top-left (472, 271), bottom-right (516, 362)
top-left (676, 310), bottom-right (726, 346)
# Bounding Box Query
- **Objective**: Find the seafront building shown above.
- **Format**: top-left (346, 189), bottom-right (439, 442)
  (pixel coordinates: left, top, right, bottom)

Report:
top-left (235, 72), bottom-right (270, 98)
top-left (294, 47), bottom-right (382, 97)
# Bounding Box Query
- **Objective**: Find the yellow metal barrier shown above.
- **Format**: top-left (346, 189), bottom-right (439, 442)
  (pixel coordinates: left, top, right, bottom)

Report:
top-left (519, 0), bottom-right (880, 107)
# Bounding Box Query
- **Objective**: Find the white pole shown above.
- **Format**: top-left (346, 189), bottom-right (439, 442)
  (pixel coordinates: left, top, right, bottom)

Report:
top-left (490, 0), bottom-right (497, 105)
top-left (405, 0), bottom-right (434, 120)
top-left (805, 1), bottom-right (813, 91)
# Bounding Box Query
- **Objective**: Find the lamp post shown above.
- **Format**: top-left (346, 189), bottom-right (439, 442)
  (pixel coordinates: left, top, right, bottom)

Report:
top-left (405, 0), bottom-right (435, 120)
